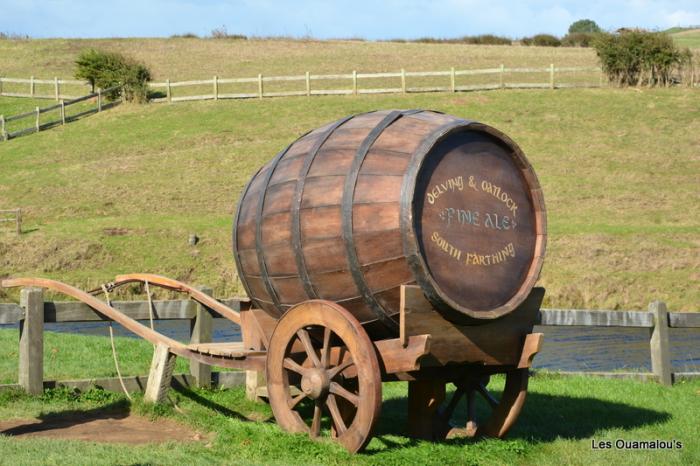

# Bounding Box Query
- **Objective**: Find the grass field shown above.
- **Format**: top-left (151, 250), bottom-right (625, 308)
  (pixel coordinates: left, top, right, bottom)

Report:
top-left (0, 87), bottom-right (698, 311)
top-left (0, 329), bottom-right (697, 465)
top-left (670, 28), bottom-right (700, 49)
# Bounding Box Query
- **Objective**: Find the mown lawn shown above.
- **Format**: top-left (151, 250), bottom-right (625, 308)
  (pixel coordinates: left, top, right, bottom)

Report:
top-left (0, 88), bottom-right (698, 311)
top-left (0, 330), bottom-right (697, 465)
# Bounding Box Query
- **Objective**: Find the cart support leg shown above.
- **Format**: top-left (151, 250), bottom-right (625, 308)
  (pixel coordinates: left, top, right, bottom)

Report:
top-left (407, 379), bottom-right (446, 440)
top-left (145, 343), bottom-right (176, 403)
top-left (241, 310), bottom-right (266, 402)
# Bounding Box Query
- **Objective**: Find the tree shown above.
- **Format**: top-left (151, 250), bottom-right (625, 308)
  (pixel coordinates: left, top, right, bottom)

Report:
top-left (568, 19), bottom-right (602, 34)
top-left (75, 49), bottom-right (151, 102)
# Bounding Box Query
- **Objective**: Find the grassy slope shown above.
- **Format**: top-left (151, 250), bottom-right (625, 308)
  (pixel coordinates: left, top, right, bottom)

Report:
top-left (1, 88), bottom-right (698, 311)
top-left (0, 330), bottom-right (697, 465)
top-left (0, 38), bottom-right (598, 80)
top-left (670, 28), bottom-right (700, 49)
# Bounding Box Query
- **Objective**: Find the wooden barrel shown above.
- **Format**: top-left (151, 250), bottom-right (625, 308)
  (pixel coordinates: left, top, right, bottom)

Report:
top-left (233, 110), bottom-right (546, 336)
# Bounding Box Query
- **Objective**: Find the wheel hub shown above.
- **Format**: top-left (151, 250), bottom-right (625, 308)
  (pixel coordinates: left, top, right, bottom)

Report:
top-left (300, 368), bottom-right (329, 399)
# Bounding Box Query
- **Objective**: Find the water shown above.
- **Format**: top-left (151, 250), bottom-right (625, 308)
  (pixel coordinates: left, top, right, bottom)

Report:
top-left (6, 319), bottom-right (694, 373)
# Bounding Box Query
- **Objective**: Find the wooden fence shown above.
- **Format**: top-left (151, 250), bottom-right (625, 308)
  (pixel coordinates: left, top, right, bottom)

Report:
top-left (0, 86), bottom-right (121, 142)
top-left (148, 65), bottom-right (606, 103)
top-left (0, 290), bottom-right (697, 395)
top-left (0, 76), bottom-right (91, 100)
top-left (0, 209), bottom-right (21, 234)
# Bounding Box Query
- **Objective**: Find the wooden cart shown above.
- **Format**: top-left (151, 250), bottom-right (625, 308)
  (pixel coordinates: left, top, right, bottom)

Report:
top-left (2, 274), bottom-right (543, 453)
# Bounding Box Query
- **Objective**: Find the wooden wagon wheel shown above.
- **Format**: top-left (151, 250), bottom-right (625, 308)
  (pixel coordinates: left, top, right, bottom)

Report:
top-left (266, 300), bottom-right (382, 453)
top-left (436, 368), bottom-right (529, 439)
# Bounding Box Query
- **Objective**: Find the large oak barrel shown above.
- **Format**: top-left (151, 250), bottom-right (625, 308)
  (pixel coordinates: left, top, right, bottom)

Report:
top-left (233, 110), bottom-right (546, 336)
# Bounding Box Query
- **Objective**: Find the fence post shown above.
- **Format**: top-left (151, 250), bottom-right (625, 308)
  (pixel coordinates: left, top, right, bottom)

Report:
top-left (34, 107), bottom-right (40, 132)
top-left (15, 208), bottom-right (21, 234)
top-left (54, 77), bottom-right (59, 101)
top-left (450, 67), bottom-right (456, 92)
top-left (305, 71), bottom-right (310, 97)
top-left (166, 79), bottom-right (172, 103)
top-left (60, 100), bottom-right (65, 124)
top-left (401, 68), bottom-right (406, 93)
top-left (97, 89), bottom-right (102, 112)
top-left (499, 64), bottom-right (505, 88)
top-left (0, 76), bottom-right (3, 96)
top-left (352, 70), bottom-right (358, 95)
top-left (599, 67), bottom-right (604, 87)
top-left (258, 74), bottom-right (263, 99)
top-left (190, 286), bottom-right (213, 388)
top-left (213, 75), bottom-right (218, 100)
top-left (649, 301), bottom-right (672, 386)
top-left (0, 115), bottom-right (6, 141)
top-left (30, 75), bottom-right (35, 97)
top-left (19, 287), bottom-right (44, 395)
top-left (549, 63), bottom-right (555, 89)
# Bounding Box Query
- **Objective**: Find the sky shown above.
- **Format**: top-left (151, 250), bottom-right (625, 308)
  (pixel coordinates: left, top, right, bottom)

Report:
top-left (1, 0), bottom-right (699, 40)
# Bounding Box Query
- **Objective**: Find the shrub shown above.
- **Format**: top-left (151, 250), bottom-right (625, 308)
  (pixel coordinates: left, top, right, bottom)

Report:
top-left (170, 32), bottom-right (198, 38)
top-left (521, 34), bottom-right (561, 47)
top-left (74, 49), bottom-right (152, 102)
top-left (593, 31), bottom-right (692, 86)
top-left (562, 32), bottom-right (595, 47)
top-left (568, 19), bottom-right (602, 34)
top-left (409, 34), bottom-right (511, 45)
top-left (210, 25), bottom-right (247, 40)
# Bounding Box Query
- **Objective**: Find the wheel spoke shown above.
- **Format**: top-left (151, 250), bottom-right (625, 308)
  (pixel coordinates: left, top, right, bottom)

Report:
top-left (283, 357), bottom-right (310, 376)
top-left (310, 401), bottom-right (322, 438)
top-left (440, 385), bottom-right (465, 421)
top-left (476, 382), bottom-right (499, 409)
top-left (329, 381), bottom-right (359, 407)
top-left (327, 358), bottom-right (355, 379)
top-left (320, 327), bottom-right (332, 369)
top-left (289, 392), bottom-right (307, 409)
top-left (297, 328), bottom-right (322, 368)
top-left (326, 394), bottom-right (347, 435)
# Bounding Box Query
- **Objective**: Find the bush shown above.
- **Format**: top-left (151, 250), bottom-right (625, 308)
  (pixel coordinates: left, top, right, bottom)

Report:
top-left (210, 25), bottom-right (247, 40)
top-left (568, 19), bottom-right (602, 34)
top-left (74, 49), bottom-right (151, 102)
top-left (521, 34), bottom-right (561, 47)
top-left (562, 32), bottom-right (595, 47)
top-left (170, 32), bottom-right (198, 38)
top-left (410, 34), bottom-right (511, 45)
top-left (593, 31), bottom-right (692, 86)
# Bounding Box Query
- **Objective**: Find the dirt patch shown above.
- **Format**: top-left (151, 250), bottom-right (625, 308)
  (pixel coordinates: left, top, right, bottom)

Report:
top-left (0, 408), bottom-right (208, 444)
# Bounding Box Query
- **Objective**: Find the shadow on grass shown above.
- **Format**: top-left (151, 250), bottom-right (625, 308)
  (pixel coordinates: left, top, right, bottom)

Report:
top-left (371, 391), bottom-right (670, 451)
top-left (171, 380), bottom-right (263, 422)
top-left (0, 399), bottom-right (130, 436)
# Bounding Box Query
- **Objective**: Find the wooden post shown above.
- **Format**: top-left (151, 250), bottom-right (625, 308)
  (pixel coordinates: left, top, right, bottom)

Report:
top-left (549, 63), bottom-right (555, 89)
top-left (34, 107), bottom-right (40, 132)
top-left (0, 76), bottom-right (3, 96)
top-left (599, 67), bottom-right (604, 87)
top-left (213, 75), bottom-right (218, 100)
top-left (190, 286), bottom-right (213, 388)
top-left (97, 89), bottom-right (102, 112)
top-left (258, 73), bottom-right (263, 99)
top-left (401, 68), bottom-right (406, 93)
top-left (407, 379), bottom-right (445, 440)
top-left (19, 287), bottom-right (44, 395)
top-left (352, 70), bottom-right (357, 95)
top-left (499, 64), bottom-right (505, 88)
top-left (242, 310), bottom-right (265, 402)
top-left (0, 115), bottom-right (6, 141)
top-left (60, 100), bottom-right (65, 125)
top-left (166, 78), bottom-right (172, 103)
top-left (15, 208), bottom-right (21, 234)
top-left (450, 67), bottom-right (456, 92)
top-left (649, 301), bottom-right (672, 386)
top-left (144, 343), bottom-right (176, 403)
top-left (305, 71), bottom-right (310, 97)
top-left (54, 77), bottom-right (59, 101)
top-left (30, 75), bottom-right (35, 97)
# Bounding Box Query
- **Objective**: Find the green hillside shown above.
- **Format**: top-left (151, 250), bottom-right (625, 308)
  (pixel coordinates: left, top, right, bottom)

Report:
top-left (0, 87), bottom-right (698, 311)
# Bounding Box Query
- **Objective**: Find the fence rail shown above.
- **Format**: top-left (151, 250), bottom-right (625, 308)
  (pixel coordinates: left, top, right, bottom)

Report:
top-left (0, 76), bottom-right (91, 100)
top-left (0, 209), bottom-right (21, 234)
top-left (0, 291), bottom-right (697, 395)
top-left (147, 65), bottom-right (607, 103)
top-left (0, 85), bottom-right (121, 142)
